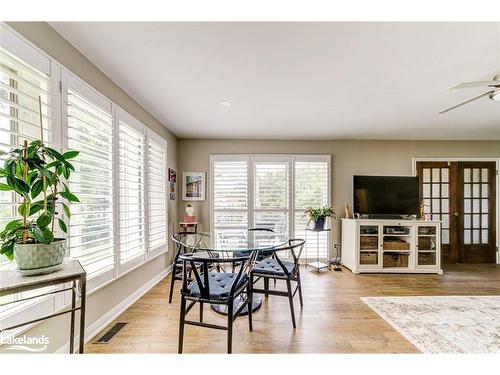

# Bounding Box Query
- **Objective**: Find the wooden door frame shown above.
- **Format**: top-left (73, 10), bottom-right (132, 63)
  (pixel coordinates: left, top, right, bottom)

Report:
top-left (412, 157), bottom-right (500, 264)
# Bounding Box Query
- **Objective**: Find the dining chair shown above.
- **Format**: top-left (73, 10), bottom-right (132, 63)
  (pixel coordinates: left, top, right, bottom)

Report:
top-left (177, 250), bottom-right (258, 354)
top-left (250, 239), bottom-right (305, 328)
top-left (169, 232), bottom-right (219, 304)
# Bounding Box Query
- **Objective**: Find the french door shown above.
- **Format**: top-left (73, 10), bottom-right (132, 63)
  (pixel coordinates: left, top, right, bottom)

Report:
top-left (417, 161), bottom-right (497, 264)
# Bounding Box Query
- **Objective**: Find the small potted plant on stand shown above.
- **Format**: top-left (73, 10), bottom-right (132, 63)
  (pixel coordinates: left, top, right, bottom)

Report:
top-left (304, 206), bottom-right (336, 230)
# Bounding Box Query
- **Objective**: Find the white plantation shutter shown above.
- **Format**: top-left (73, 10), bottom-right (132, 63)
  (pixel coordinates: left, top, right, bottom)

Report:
top-left (253, 159), bottom-right (289, 236)
top-left (117, 110), bottom-right (146, 267)
top-left (0, 29), bottom-right (62, 329)
top-left (147, 131), bottom-right (167, 253)
top-left (212, 158), bottom-right (249, 249)
top-left (294, 157), bottom-right (330, 259)
top-left (64, 72), bottom-right (115, 286)
top-left (0, 46), bottom-right (52, 248)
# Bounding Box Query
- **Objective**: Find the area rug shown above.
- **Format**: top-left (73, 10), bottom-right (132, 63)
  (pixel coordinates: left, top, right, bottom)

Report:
top-left (361, 296), bottom-right (500, 353)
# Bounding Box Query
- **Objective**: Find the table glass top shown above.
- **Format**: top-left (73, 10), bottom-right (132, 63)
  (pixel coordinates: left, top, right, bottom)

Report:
top-left (173, 231), bottom-right (288, 253)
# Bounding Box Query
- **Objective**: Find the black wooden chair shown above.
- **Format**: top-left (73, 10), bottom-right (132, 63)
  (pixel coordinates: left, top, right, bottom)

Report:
top-left (250, 239), bottom-right (305, 328)
top-left (177, 250), bottom-right (258, 354)
top-left (169, 232), bottom-right (219, 304)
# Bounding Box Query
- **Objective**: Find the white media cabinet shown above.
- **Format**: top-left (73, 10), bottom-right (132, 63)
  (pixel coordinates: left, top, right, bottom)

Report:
top-left (341, 218), bottom-right (443, 274)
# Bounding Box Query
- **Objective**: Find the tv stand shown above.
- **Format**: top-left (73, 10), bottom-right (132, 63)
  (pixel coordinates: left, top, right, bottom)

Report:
top-left (341, 218), bottom-right (442, 274)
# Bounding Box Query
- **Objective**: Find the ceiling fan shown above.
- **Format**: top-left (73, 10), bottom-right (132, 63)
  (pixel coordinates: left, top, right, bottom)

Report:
top-left (438, 75), bottom-right (500, 114)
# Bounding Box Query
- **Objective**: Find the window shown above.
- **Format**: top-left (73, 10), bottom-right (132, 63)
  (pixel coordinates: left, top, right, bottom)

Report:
top-left (294, 157), bottom-right (330, 259)
top-left (211, 155), bottom-right (331, 259)
top-left (147, 132), bottom-right (168, 255)
top-left (0, 30), bottom-right (63, 329)
top-left (212, 158), bottom-right (249, 248)
top-left (117, 109), bottom-right (147, 270)
top-left (64, 72), bottom-right (115, 288)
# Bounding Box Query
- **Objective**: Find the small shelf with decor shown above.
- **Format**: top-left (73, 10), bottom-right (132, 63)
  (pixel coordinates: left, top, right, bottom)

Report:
top-left (341, 219), bottom-right (442, 274)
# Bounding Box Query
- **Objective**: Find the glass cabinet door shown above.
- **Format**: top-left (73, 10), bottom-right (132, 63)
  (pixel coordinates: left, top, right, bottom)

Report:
top-left (359, 225), bottom-right (379, 266)
top-left (417, 226), bottom-right (438, 266)
top-left (382, 225), bottom-right (412, 268)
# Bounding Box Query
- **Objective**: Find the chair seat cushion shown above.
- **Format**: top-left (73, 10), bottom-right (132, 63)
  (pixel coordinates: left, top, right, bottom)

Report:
top-left (251, 258), bottom-right (295, 276)
top-left (187, 272), bottom-right (248, 300)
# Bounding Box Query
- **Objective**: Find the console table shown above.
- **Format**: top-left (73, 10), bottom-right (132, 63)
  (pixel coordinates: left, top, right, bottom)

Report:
top-left (341, 218), bottom-right (442, 274)
top-left (0, 260), bottom-right (87, 353)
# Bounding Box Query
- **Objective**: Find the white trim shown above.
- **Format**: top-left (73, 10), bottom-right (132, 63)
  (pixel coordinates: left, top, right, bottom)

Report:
top-left (0, 25), bottom-right (50, 74)
top-left (55, 264), bottom-right (172, 354)
top-left (412, 157), bottom-right (500, 264)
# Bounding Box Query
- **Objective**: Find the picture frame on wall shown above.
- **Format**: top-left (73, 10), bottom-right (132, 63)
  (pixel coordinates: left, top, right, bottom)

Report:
top-left (182, 171), bottom-right (206, 201)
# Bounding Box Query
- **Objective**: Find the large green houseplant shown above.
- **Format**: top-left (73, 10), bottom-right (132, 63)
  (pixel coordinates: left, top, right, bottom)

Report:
top-left (0, 138), bottom-right (79, 271)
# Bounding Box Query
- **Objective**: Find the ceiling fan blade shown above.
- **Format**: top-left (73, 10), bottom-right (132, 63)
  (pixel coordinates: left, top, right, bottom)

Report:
top-left (450, 81), bottom-right (500, 89)
top-left (438, 90), bottom-right (495, 114)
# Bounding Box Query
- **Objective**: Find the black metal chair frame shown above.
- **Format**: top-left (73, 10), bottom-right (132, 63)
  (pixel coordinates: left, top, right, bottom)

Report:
top-left (250, 239), bottom-right (305, 328)
top-left (169, 232), bottom-right (219, 304)
top-left (177, 250), bottom-right (258, 354)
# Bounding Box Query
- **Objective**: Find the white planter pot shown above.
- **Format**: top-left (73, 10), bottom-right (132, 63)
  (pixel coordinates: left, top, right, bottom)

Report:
top-left (14, 239), bottom-right (67, 270)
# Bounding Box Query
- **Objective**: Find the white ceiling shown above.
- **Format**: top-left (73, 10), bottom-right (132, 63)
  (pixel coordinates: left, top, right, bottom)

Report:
top-left (50, 22), bottom-right (500, 140)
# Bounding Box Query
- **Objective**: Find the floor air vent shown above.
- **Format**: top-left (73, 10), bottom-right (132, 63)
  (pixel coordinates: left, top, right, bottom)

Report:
top-left (95, 322), bottom-right (128, 344)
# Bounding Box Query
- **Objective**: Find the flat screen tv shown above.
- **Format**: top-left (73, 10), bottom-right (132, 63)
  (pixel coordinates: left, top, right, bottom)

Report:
top-left (353, 175), bottom-right (419, 217)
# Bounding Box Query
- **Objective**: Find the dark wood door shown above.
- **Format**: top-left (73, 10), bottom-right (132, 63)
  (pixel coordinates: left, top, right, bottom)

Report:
top-left (417, 162), bottom-right (458, 263)
top-left (417, 161), bottom-right (497, 264)
top-left (458, 162), bottom-right (497, 263)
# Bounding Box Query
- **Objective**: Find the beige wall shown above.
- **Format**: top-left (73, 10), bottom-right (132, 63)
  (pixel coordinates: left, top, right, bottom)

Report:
top-left (4, 22), bottom-right (178, 352)
top-left (178, 139), bottom-right (500, 244)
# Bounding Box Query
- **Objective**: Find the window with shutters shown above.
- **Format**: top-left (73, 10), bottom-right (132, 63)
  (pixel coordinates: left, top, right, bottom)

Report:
top-left (117, 109), bottom-right (147, 268)
top-left (147, 132), bottom-right (167, 254)
top-left (212, 158), bottom-right (249, 249)
top-left (294, 158), bottom-right (330, 259)
top-left (211, 155), bottom-right (331, 258)
top-left (64, 74), bottom-right (115, 286)
top-left (253, 158), bottom-right (289, 239)
top-left (0, 35), bottom-right (62, 329)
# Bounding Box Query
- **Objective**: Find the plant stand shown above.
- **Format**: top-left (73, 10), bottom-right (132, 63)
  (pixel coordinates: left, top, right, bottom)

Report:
top-left (0, 260), bottom-right (87, 353)
top-left (305, 228), bottom-right (331, 272)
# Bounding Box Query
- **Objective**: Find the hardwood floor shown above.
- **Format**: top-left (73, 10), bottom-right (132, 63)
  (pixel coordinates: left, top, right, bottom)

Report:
top-left (85, 264), bottom-right (500, 354)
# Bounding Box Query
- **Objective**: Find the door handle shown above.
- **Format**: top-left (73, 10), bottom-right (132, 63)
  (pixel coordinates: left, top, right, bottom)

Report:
top-left (453, 212), bottom-right (459, 217)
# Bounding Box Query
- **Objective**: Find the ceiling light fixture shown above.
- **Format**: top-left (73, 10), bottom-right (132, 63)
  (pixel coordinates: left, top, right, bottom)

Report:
top-left (219, 101), bottom-right (231, 108)
top-left (490, 91), bottom-right (500, 101)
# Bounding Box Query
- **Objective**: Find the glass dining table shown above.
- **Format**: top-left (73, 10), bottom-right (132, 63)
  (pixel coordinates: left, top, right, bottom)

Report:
top-left (174, 230), bottom-right (288, 315)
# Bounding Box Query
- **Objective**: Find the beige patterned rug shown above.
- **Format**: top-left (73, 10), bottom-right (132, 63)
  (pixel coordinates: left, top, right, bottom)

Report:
top-left (361, 296), bottom-right (500, 353)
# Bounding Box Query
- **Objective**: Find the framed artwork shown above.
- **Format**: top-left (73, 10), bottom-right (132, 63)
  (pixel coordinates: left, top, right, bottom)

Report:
top-left (168, 168), bottom-right (177, 183)
top-left (168, 168), bottom-right (177, 200)
top-left (182, 172), bottom-right (206, 201)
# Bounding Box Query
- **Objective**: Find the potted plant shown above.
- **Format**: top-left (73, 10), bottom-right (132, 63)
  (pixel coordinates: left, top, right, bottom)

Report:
top-left (304, 206), bottom-right (336, 230)
top-left (0, 139), bottom-right (79, 274)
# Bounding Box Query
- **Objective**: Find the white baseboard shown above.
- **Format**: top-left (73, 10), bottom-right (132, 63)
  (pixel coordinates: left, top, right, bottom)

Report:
top-left (56, 264), bottom-right (172, 353)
